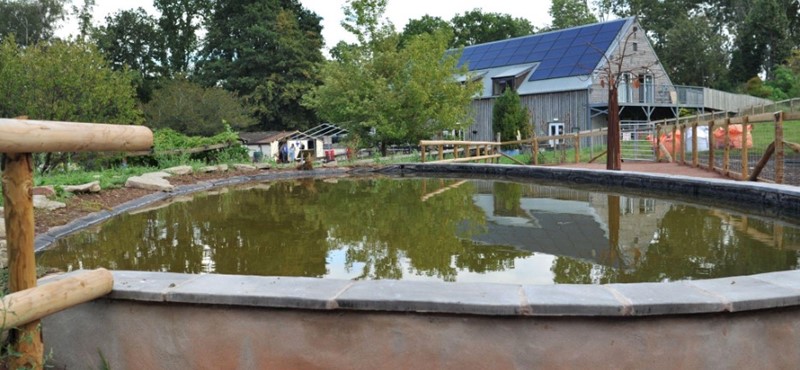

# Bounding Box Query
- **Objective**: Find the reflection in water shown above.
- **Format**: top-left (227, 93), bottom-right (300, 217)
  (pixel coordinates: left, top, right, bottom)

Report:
top-left (37, 178), bottom-right (800, 284)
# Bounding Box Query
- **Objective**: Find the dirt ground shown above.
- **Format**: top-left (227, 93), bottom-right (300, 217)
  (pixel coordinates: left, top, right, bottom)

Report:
top-left (31, 161), bottom-right (731, 234)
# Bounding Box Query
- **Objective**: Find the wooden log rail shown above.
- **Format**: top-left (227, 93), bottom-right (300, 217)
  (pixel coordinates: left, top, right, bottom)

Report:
top-left (420, 140), bottom-right (500, 164)
top-left (0, 118), bottom-right (152, 369)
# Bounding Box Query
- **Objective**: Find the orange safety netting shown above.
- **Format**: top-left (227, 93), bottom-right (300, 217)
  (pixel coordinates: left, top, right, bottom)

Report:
top-left (712, 124), bottom-right (753, 149)
top-left (647, 130), bottom-right (681, 154)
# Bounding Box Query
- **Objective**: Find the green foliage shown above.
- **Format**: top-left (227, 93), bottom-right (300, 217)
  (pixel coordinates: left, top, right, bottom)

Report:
top-left (307, 16), bottom-right (481, 153)
top-left (154, 0), bottom-right (206, 75)
top-left (0, 38), bottom-right (142, 124)
top-left (0, 0), bottom-right (68, 45)
top-left (92, 8), bottom-right (165, 102)
top-left (450, 9), bottom-right (535, 47)
top-left (153, 126), bottom-right (239, 151)
top-left (549, 0), bottom-right (598, 30)
top-left (144, 78), bottom-right (256, 136)
top-left (401, 9), bottom-right (536, 49)
top-left (729, 0), bottom-right (792, 82)
top-left (492, 89), bottom-right (528, 142)
top-left (660, 15), bottom-right (729, 88)
top-left (197, 0), bottom-right (323, 131)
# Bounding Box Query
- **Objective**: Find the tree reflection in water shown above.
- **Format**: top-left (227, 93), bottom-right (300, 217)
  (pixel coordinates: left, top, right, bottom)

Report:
top-left (37, 177), bottom-right (800, 284)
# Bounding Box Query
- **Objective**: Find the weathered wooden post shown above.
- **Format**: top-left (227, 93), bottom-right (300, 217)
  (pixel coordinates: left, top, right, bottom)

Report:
top-left (692, 122), bottom-right (699, 168)
top-left (741, 116), bottom-right (750, 180)
top-left (723, 118), bottom-right (731, 176)
top-left (775, 111), bottom-right (785, 184)
top-left (0, 118), bottom-right (152, 369)
top-left (708, 120), bottom-right (715, 172)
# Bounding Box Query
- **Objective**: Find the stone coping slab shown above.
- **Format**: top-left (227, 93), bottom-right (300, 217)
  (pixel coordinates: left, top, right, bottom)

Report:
top-left (33, 164), bottom-right (800, 318)
top-left (40, 269), bottom-right (800, 317)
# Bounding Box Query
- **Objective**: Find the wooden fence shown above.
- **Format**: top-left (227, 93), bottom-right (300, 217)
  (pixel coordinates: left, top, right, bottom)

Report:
top-left (0, 118), bottom-right (152, 368)
top-left (653, 111), bottom-right (800, 185)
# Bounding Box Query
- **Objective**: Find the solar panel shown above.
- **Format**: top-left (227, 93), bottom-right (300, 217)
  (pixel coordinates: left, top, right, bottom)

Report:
top-left (455, 18), bottom-right (629, 81)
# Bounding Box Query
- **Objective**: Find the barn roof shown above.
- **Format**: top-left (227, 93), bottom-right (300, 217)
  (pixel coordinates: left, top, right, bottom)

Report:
top-left (457, 18), bottom-right (632, 81)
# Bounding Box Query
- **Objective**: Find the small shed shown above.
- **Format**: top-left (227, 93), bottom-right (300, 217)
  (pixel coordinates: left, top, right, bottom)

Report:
top-left (239, 131), bottom-right (324, 162)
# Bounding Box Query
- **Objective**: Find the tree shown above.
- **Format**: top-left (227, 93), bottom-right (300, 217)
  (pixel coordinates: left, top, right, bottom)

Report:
top-left (0, 38), bottom-right (141, 124)
top-left (305, 0), bottom-right (481, 155)
top-left (492, 89), bottom-right (528, 143)
top-left (400, 15), bottom-right (452, 47)
top-left (154, 0), bottom-right (207, 75)
top-left (550, 0), bottom-right (598, 30)
top-left (0, 0), bottom-right (68, 45)
top-left (197, 0), bottom-right (324, 131)
top-left (143, 77), bottom-right (257, 136)
top-left (450, 9), bottom-right (535, 47)
top-left (729, 0), bottom-right (792, 82)
top-left (93, 8), bottom-right (165, 102)
top-left (660, 15), bottom-right (728, 88)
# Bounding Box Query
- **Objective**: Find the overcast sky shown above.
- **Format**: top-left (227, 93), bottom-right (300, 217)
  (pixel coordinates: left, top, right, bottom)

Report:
top-left (60, 0), bottom-right (554, 51)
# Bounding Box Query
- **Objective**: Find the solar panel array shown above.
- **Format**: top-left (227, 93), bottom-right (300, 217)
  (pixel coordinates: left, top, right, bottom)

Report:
top-left (457, 19), bottom-right (628, 82)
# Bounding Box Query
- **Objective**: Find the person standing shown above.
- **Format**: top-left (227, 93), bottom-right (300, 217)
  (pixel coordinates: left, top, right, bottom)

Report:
top-left (289, 143), bottom-right (296, 162)
top-left (279, 142), bottom-right (288, 163)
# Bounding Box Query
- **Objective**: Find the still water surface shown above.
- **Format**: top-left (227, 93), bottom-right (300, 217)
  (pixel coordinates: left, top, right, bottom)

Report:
top-left (37, 177), bottom-right (800, 284)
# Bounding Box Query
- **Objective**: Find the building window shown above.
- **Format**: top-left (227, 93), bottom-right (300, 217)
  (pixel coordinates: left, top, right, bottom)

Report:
top-left (638, 74), bottom-right (654, 103)
top-left (617, 73), bottom-right (632, 103)
top-left (493, 78), bottom-right (515, 95)
top-left (492, 66), bottom-right (534, 96)
top-left (632, 42), bottom-right (638, 52)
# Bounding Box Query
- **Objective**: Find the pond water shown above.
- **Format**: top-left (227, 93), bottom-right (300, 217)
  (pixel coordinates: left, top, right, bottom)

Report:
top-left (37, 177), bottom-right (800, 284)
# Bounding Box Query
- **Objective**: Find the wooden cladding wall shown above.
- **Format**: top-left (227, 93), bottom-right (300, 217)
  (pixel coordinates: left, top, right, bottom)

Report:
top-left (465, 90), bottom-right (590, 141)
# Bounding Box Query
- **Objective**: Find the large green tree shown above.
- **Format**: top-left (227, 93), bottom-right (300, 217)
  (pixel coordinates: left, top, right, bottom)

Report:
top-left (305, 0), bottom-right (481, 155)
top-left (143, 78), bottom-right (256, 136)
top-left (0, 38), bottom-right (141, 123)
top-left (0, 0), bottom-right (68, 45)
top-left (660, 15), bottom-right (729, 88)
top-left (197, 0), bottom-right (323, 131)
top-left (729, 0), bottom-right (792, 81)
top-left (154, 0), bottom-right (207, 75)
top-left (93, 8), bottom-right (165, 102)
top-left (450, 9), bottom-right (535, 47)
top-left (549, 0), bottom-right (598, 30)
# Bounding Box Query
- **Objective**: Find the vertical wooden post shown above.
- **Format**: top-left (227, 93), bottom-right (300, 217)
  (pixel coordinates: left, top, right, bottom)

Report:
top-left (532, 139), bottom-right (539, 165)
top-left (775, 112), bottom-right (785, 184)
top-left (671, 125), bottom-right (677, 163)
top-left (723, 118), bottom-right (730, 175)
top-left (655, 125), bottom-right (662, 162)
top-left (574, 132), bottom-right (581, 163)
top-left (438, 144), bottom-right (444, 161)
top-left (680, 124), bottom-right (687, 165)
top-left (421, 144), bottom-right (426, 163)
top-left (708, 120), bottom-right (715, 172)
top-left (692, 122), bottom-right (699, 167)
top-left (454, 143), bottom-right (460, 160)
top-left (2, 153), bottom-right (43, 369)
top-left (741, 116), bottom-right (749, 180)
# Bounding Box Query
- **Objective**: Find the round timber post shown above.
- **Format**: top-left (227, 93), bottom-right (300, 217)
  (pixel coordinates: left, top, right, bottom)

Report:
top-left (2, 152), bottom-right (43, 369)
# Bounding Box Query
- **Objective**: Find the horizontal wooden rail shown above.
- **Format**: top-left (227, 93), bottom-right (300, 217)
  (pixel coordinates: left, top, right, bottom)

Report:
top-left (420, 140), bottom-right (498, 146)
top-left (0, 119), bottom-right (153, 153)
top-left (0, 269), bottom-right (113, 330)
top-left (434, 154), bottom-right (501, 164)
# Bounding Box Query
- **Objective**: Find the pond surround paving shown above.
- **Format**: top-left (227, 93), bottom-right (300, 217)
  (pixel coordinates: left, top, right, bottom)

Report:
top-left (38, 164), bottom-right (800, 369)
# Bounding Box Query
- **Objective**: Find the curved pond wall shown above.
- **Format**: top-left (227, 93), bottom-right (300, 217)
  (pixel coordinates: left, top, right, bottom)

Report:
top-left (38, 164), bottom-right (800, 369)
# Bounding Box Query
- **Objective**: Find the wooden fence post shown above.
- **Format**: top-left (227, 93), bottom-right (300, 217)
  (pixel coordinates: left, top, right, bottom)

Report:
top-left (776, 111), bottom-right (785, 184)
top-left (574, 132), bottom-right (581, 163)
top-left (655, 125), bottom-right (662, 162)
top-left (671, 124), bottom-right (677, 163)
top-left (680, 124), bottom-right (687, 165)
top-left (532, 138), bottom-right (539, 165)
top-left (438, 144), bottom-right (444, 161)
top-left (723, 118), bottom-right (730, 176)
top-left (2, 153), bottom-right (42, 369)
top-left (708, 120), bottom-right (715, 172)
top-left (692, 122), bottom-right (699, 167)
top-left (741, 116), bottom-right (749, 180)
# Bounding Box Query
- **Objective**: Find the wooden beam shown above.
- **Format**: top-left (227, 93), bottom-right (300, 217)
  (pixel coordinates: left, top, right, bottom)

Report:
top-left (1, 269), bottom-right (113, 330)
top-left (2, 153), bottom-right (41, 369)
top-left (0, 119), bottom-right (153, 153)
top-left (432, 154), bottom-right (501, 164)
top-left (588, 150), bottom-right (607, 164)
top-left (748, 141), bottom-right (775, 181)
top-left (500, 151), bottom-right (526, 165)
top-left (775, 112), bottom-right (785, 184)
